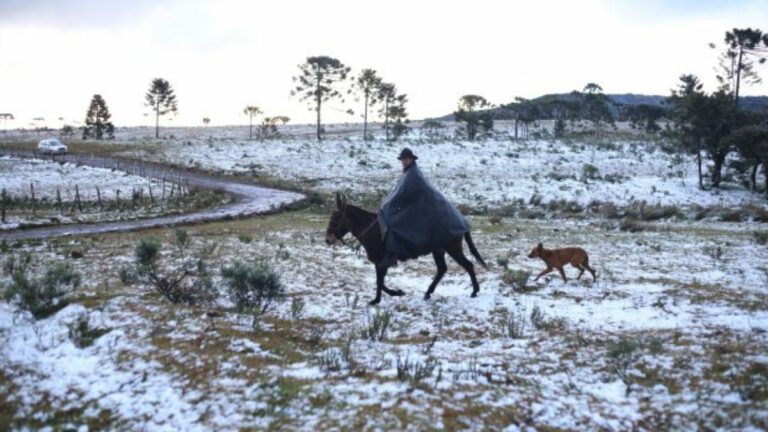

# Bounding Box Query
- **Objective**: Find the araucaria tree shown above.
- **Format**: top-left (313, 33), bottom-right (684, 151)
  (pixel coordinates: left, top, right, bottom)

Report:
top-left (580, 83), bottom-right (614, 136)
top-left (454, 95), bottom-right (493, 141)
top-left (711, 28), bottom-right (768, 103)
top-left (291, 56), bottom-right (350, 141)
top-left (667, 74), bottom-right (741, 189)
top-left (145, 78), bottom-right (178, 139)
top-left (352, 69), bottom-right (382, 141)
top-left (82, 94), bottom-right (114, 139)
top-left (243, 106), bottom-right (262, 140)
top-left (377, 83), bottom-right (410, 141)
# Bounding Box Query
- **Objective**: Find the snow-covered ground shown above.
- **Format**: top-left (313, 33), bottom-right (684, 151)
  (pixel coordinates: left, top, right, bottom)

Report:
top-left (72, 123), bottom-right (762, 211)
top-left (0, 156), bottom-right (161, 201)
top-left (2, 213), bottom-right (766, 430)
top-left (0, 156), bottom-right (220, 231)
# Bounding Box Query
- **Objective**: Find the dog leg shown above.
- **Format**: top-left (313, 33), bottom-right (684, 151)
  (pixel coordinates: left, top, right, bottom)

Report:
top-left (534, 267), bottom-right (553, 281)
top-left (557, 267), bottom-right (567, 282)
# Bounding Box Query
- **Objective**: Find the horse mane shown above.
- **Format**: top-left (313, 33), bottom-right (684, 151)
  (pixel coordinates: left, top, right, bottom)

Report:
top-left (346, 204), bottom-right (376, 219)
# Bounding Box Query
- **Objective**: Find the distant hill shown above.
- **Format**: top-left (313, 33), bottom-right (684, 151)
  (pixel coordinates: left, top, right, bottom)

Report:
top-left (429, 93), bottom-right (768, 121)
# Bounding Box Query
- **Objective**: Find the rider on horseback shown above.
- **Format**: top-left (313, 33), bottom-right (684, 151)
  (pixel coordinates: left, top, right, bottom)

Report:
top-left (377, 148), bottom-right (471, 270)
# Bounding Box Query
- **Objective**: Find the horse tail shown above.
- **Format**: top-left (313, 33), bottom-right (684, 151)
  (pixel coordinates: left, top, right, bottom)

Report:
top-left (464, 231), bottom-right (488, 269)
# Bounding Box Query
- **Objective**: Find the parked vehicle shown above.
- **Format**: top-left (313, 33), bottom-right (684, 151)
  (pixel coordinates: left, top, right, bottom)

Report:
top-left (37, 139), bottom-right (68, 155)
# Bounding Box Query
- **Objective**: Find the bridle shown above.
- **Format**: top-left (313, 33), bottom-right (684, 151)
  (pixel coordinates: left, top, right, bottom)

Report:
top-left (331, 206), bottom-right (379, 246)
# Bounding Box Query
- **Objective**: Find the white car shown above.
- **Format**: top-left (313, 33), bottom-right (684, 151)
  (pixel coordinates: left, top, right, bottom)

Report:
top-left (38, 139), bottom-right (68, 155)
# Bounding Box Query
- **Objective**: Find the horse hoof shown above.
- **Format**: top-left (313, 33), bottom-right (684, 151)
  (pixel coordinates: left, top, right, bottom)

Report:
top-left (369, 299), bottom-right (381, 306)
top-left (393, 289), bottom-right (406, 297)
top-left (423, 294), bottom-right (431, 301)
top-left (470, 292), bottom-right (478, 298)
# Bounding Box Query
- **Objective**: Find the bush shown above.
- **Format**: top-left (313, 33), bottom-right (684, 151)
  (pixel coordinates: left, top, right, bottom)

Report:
top-left (396, 356), bottom-right (439, 384)
top-left (221, 260), bottom-right (285, 325)
top-left (68, 313), bottom-right (111, 348)
top-left (501, 307), bottom-right (527, 339)
top-left (365, 309), bottom-right (391, 342)
top-left (501, 269), bottom-right (532, 292)
top-left (3, 263), bottom-right (80, 319)
top-left (753, 231), bottom-right (768, 245)
top-left (606, 337), bottom-right (641, 396)
top-left (120, 230), bottom-right (215, 305)
top-left (581, 164), bottom-right (600, 182)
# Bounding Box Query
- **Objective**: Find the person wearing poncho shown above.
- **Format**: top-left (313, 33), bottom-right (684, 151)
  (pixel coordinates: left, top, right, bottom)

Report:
top-left (377, 148), bottom-right (471, 269)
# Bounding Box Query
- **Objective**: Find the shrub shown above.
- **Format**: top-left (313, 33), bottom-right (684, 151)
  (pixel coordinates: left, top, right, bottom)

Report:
top-left (68, 313), bottom-right (111, 348)
top-left (3, 263), bottom-right (80, 319)
top-left (501, 307), bottom-right (527, 339)
top-left (120, 230), bottom-right (215, 305)
top-left (501, 269), bottom-right (532, 292)
top-left (365, 309), bottom-right (391, 342)
top-left (291, 297), bottom-right (305, 320)
top-left (221, 260), bottom-right (285, 329)
top-left (606, 337), bottom-right (641, 395)
top-left (581, 164), bottom-right (600, 182)
top-left (753, 231), bottom-right (768, 245)
top-left (397, 356), bottom-right (439, 384)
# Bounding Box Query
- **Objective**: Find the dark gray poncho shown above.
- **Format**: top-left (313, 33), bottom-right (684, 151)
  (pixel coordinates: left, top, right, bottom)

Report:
top-left (378, 163), bottom-right (470, 259)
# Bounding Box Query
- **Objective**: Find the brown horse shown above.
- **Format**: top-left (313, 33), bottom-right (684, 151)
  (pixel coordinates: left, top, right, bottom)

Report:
top-left (325, 193), bottom-right (488, 305)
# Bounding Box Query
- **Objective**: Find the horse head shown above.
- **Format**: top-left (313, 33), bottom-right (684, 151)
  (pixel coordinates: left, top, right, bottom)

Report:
top-left (325, 192), bottom-right (350, 245)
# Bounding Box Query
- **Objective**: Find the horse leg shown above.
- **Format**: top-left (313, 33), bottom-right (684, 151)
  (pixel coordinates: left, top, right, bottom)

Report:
top-left (379, 265), bottom-right (405, 297)
top-left (425, 250), bottom-right (448, 301)
top-left (370, 265), bottom-right (385, 305)
top-left (447, 246), bottom-right (480, 298)
top-left (557, 266), bottom-right (567, 282)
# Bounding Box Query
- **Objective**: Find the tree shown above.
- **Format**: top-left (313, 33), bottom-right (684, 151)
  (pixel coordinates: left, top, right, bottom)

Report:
top-left (580, 83), bottom-right (615, 136)
top-left (0, 113), bottom-right (13, 130)
top-left (723, 124), bottom-right (768, 192)
top-left (61, 124), bottom-right (75, 138)
top-left (243, 106), bottom-right (262, 140)
top-left (257, 115), bottom-right (290, 140)
top-left (291, 56), bottom-right (350, 141)
top-left (667, 74), bottom-right (741, 189)
top-left (454, 95), bottom-right (493, 141)
top-left (711, 28), bottom-right (768, 103)
top-left (82, 94), bottom-right (115, 140)
top-left (352, 69), bottom-right (382, 141)
top-left (202, 117), bottom-right (210, 127)
top-left (384, 94), bottom-right (409, 141)
top-left (624, 104), bottom-right (666, 134)
top-left (145, 78), bottom-right (178, 139)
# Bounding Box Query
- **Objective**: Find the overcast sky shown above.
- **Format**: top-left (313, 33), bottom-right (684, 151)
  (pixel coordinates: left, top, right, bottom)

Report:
top-left (1, 0), bottom-right (767, 128)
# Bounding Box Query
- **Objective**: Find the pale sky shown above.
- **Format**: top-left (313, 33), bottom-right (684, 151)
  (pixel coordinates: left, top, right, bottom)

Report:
top-left (1, 0), bottom-right (767, 128)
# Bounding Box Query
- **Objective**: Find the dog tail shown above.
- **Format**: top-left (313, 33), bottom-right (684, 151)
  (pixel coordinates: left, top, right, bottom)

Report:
top-left (464, 231), bottom-right (488, 269)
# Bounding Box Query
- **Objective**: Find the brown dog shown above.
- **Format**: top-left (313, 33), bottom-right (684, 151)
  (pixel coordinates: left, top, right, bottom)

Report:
top-left (527, 243), bottom-right (596, 282)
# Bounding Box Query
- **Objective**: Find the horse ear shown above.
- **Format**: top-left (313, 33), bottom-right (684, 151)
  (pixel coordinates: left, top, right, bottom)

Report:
top-left (336, 192), bottom-right (342, 209)
top-left (537, 242), bottom-right (543, 249)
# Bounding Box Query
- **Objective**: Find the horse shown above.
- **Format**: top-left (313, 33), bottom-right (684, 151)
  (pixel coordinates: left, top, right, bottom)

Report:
top-left (325, 193), bottom-right (488, 305)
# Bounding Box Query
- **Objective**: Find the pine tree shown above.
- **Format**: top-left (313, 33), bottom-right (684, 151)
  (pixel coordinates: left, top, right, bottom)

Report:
top-left (352, 69), bottom-right (382, 141)
top-left (291, 56), bottom-right (350, 141)
top-left (243, 106), bottom-right (262, 140)
top-left (145, 78), bottom-right (178, 139)
top-left (711, 28), bottom-right (768, 103)
top-left (82, 94), bottom-right (115, 140)
top-left (454, 95), bottom-right (493, 141)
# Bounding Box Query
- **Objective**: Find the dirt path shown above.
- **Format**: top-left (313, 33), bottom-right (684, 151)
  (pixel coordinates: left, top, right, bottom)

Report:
top-left (0, 150), bottom-right (304, 241)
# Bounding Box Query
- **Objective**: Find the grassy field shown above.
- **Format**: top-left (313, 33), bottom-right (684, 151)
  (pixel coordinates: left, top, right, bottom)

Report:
top-left (1, 209), bottom-right (767, 430)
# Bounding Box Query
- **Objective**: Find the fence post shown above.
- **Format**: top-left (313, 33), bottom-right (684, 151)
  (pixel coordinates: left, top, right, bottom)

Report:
top-left (116, 188), bottom-right (121, 211)
top-left (75, 185), bottom-right (82, 212)
top-left (96, 186), bottom-right (103, 211)
top-left (56, 188), bottom-right (62, 213)
top-left (1, 188), bottom-right (6, 223)
top-left (30, 182), bottom-right (36, 215)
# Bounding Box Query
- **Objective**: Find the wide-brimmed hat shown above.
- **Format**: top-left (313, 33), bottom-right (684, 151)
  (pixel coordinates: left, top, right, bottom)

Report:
top-left (397, 148), bottom-right (418, 160)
